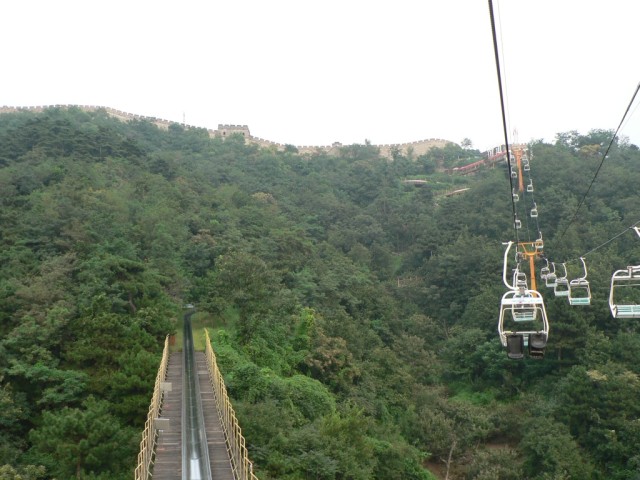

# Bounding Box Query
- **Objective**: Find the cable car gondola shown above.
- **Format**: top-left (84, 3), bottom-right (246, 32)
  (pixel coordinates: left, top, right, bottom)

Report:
top-left (545, 262), bottom-right (557, 288)
top-left (610, 266), bottom-right (640, 318)
top-left (609, 227), bottom-right (640, 318)
top-left (499, 242), bottom-right (549, 359)
top-left (527, 179), bottom-right (534, 192)
top-left (568, 257), bottom-right (591, 306)
top-left (499, 289), bottom-right (549, 359)
top-left (540, 258), bottom-right (550, 280)
top-left (530, 203), bottom-right (538, 218)
top-left (553, 263), bottom-right (570, 297)
top-left (513, 268), bottom-right (528, 290)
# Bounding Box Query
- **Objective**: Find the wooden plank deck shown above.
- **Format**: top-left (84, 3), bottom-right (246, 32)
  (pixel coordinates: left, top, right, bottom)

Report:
top-left (196, 352), bottom-right (235, 480)
top-left (152, 352), bottom-right (182, 480)
top-left (149, 352), bottom-right (235, 480)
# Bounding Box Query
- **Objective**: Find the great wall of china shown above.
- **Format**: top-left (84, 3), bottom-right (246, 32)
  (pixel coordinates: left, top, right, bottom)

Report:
top-left (0, 105), bottom-right (452, 158)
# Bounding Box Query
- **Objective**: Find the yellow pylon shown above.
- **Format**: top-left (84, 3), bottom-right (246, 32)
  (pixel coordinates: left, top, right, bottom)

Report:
top-left (518, 241), bottom-right (542, 291)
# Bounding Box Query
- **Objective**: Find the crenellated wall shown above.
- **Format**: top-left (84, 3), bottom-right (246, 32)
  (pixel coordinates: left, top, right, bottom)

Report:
top-left (0, 105), bottom-right (453, 158)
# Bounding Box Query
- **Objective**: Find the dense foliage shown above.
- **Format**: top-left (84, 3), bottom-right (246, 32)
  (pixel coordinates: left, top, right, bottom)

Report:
top-left (1, 107), bottom-right (639, 479)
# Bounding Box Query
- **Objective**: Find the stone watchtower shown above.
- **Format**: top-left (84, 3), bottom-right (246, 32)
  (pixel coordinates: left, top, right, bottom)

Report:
top-left (215, 124), bottom-right (251, 139)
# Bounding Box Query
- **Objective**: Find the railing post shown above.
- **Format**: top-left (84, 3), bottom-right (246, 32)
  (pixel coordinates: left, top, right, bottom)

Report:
top-left (134, 335), bottom-right (170, 480)
top-left (204, 329), bottom-right (258, 480)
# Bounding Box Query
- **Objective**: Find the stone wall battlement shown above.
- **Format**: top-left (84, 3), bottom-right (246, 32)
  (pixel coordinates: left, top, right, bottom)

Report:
top-left (0, 105), bottom-right (452, 158)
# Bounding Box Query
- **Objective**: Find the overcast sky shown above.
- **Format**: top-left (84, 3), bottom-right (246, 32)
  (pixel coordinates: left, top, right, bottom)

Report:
top-left (2, 0), bottom-right (639, 151)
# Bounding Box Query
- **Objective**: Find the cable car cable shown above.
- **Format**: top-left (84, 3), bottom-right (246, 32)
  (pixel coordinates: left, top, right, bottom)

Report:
top-left (619, 92), bottom-right (640, 133)
top-left (544, 83), bottom-right (640, 266)
top-left (546, 218), bottom-right (640, 268)
top-left (495, 1), bottom-right (512, 136)
top-left (558, 81), bottom-right (640, 242)
top-left (488, 0), bottom-right (519, 243)
top-left (562, 219), bottom-right (640, 265)
top-left (525, 152), bottom-right (540, 229)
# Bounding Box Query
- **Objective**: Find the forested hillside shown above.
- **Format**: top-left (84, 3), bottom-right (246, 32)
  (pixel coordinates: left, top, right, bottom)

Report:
top-left (1, 107), bottom-right (639, 479)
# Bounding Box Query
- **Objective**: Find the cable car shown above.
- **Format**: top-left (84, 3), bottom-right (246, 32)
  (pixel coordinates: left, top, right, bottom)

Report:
top-left (568, 257), bottom-right (591, 306)
top-left (515, 217), bottom-right (522, 229)
top-left (512, 188), bottom-right (519, 202)
top-left (511, 167), bottom-right (517, 178)
top-left (545, 263), bottom-right (557, 288)
top-left (499, 289), bottom-right (549, 358)
top-left (513, 268), bottom-right (527, 289)
top-left (554, 263), bottom-right (570, 297)
top-left (609, 227), bottom-right (640, 318)
top-left (523, 160), bottom-right (531, 172)
top-left (505, 289), bottom-right (539, 321)
top-left (499, 241), bottom-right (549, 359)
top-left (540, 258), bottom-right (550, 280)
top-left (545, 262), bottom-right (558, 288)
top-left (535, 233), bottom-right (544, 251)
top-left (531, 203), bottom-right (538, 218)
top-left (527, 180), bottom-right (534, 193)
top-left (610, 266), bottom-right (640, 318)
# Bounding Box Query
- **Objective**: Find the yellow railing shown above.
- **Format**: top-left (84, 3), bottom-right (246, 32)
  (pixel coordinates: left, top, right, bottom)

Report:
top-left (205, 329), bottom-right (259, 480)
top-left (134, 335), bottom-right (170, 480)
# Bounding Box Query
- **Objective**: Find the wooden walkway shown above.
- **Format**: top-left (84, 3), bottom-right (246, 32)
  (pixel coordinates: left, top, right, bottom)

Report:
top-left (196, 352), bottom-right (235, 479)
top-left (153, 352), bottom-right (182, 479)
top-left (151, 351), bottom-right (235, 480)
